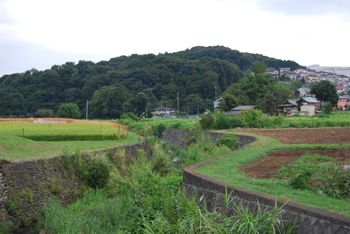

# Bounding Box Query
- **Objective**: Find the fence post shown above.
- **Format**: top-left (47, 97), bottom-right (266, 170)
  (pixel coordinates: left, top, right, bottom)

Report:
top-left (126, 126), bottom-right (129, 139)
top-left (23, 128), bottom-right (24, 137)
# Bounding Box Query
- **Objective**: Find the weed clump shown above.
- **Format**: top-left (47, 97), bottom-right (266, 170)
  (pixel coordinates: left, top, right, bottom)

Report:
top-left (216, 134), bottom-right (239, 150)
top-left (289, 170), bottom-right (312, 189)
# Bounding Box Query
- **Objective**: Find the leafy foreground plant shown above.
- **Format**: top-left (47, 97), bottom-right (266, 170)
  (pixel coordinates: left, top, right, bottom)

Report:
top-left (141, 189), bottom-right (297, 234)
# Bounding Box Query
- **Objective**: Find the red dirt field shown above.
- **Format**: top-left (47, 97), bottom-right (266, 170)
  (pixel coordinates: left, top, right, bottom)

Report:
top-left (231, 127), bottom-right (350, 144)
top-left (240, 149), bottom-right (350, 179)
top-left (233, 127), bottom-right (350, 179)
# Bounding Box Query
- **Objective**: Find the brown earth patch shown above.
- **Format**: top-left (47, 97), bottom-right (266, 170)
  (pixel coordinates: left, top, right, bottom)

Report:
top-left (240, 149), bottom-right (350, 179)
top-left (231, 127), bottom-right (350, 144)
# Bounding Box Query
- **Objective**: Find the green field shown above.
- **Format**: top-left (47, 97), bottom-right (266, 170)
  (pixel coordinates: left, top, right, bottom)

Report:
top-left (0, 121), bottom-right (138, 161)
top-left (196, 131), bottom-right (350, 216)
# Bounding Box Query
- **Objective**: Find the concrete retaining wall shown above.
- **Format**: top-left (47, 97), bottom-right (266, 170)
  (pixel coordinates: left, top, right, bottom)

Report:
top-left (162, 128), bottom-right (350, 233)
top-left (0, 141), bottom-right (150, 226)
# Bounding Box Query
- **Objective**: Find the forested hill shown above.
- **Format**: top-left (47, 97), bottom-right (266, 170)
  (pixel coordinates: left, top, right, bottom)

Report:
top-left (166, 46), bottom-right (304, 71)
top-left (0, 46), bottom-right (304, 119)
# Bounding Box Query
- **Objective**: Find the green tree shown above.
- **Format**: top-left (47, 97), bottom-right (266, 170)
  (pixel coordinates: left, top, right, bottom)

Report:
top-left (56, 103), bottom-right (82, 119)
top-left (218, 93), bottom-right (237, 111)
top-left (256, 91), bottom-right (277, 115)
top-left (310, 80), bottom-right (339, 107)
top-left (301, 77), bottom-right (306, 84)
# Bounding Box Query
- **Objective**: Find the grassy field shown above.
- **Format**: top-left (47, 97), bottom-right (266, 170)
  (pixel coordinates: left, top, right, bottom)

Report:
top-left (0, 119), bottom-right (138, 162)
top-left (195, 131), bottom-right (350, 216)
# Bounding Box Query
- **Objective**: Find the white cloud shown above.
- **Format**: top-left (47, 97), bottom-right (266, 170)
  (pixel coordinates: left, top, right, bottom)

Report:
top-left (0, 0), bottom-right (349, 77)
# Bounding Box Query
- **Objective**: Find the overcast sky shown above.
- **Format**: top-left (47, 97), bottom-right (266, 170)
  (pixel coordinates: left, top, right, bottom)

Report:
top-left (1, 0), bottom-right (349, 77)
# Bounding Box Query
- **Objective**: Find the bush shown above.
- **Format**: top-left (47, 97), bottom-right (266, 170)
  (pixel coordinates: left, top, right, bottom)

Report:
top-left (321, 165), bottom-right (350, 199)
top-left (120, 112), bottom-right (138, 121)
top-left (155, 123), bottom-right (166, 137)
top-left (56, 103), bottom-right (82, 119)
top-left (35, 109), bottom-right (54, 117)
top-left (213, 110), bottom-right (231, 130)
top-left (241, 109), bottom-right (266, 128)
top-left (323, 102), bottom-right (334, 115)
top-left (199, 111), bottom-right (214, 130)
top-left (216, 134), bottom-right (239, 150)
top-left (289, 170), bottom-right (312, 189)
top-left (84, 161), bottom-right (110, 189)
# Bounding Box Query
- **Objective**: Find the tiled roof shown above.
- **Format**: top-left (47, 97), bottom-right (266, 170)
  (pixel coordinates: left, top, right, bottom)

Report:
top-left (300, 97), bottom-right (318, 103)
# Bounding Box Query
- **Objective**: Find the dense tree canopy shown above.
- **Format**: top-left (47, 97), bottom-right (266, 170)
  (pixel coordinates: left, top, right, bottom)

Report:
top-left (310, 80), bottom-right (339, 106)
top-left (56, 103), bottom-right (82, 119)
top-left (0, 46), bottom-right (304, 119)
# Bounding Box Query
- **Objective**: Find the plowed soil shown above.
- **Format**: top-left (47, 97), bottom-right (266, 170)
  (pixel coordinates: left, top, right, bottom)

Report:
top-left (240, 149), bottom-right (350, 179)
top-left (231, 127), bottom-right (350, 144)
top-left (233, 127), bottom-right (350, 179)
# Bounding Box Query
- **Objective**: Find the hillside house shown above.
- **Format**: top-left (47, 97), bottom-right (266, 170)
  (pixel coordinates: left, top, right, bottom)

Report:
top-left (213, 97), bottom-right (223, 109)
top-left (226, 106), bottom-right (257, 115)
top-left (336, 85), bottom-right (347, 94)
top-left (278, 96), bottom-right (318, 116)
top-left (336, 95), bottom-right (349, 110)
top-left (306, 74), bottom-right (319, 83)
top-left (152, 107), bottom-right (176, 116)
top-left (266, 68), bottom-right (279, 79)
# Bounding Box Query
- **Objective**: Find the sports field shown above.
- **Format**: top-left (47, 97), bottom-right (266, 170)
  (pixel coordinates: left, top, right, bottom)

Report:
top-left (0, 118), bottom-right (137, 161)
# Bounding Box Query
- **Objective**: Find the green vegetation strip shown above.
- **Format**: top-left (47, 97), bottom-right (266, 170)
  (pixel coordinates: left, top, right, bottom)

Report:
top-left (195, 132), bottom-right (350, 216)
top-left (0, 133), bottom-right (139, 161)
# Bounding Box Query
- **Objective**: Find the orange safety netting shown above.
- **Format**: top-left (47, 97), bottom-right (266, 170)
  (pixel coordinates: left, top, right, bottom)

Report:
top-left (0, 118), bottom-right (128, 129)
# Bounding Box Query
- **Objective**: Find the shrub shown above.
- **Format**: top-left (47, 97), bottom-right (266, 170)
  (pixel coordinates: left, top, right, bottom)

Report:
top-left (321, 165), bottom-right (350, 199)
top-left (35, 109), bottom-right (54, 117)
top-left (199, 111), bottom-right (214, 130)
top-left (56, 103), bottom-right (82, 119)
top-left (216, 134), bottom-right (239, 150)
top-left (213, 110), bottom-right (231, 130)
top-left (323, 102), bottom-right (334, 115)
top-left (120, 112), bottom-right (138, 121)
top-left (242, 109), bottom-right (266, 128)
top-left (289, 170), bottom-right (312, 189)
top-left (84, 161), bottom-right (110, 189)
top-left (169, 122), bottom-right (182, 129)
top-left (155, 123), bottom-right (166, 137)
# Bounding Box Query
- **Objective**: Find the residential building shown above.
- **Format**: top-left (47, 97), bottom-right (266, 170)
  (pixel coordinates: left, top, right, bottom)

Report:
top-left (213, 97), bottom-right (223, 109)
top-left (152, 107), bottom-right (176, 116)
top-left (336, 95), bottom-right (349, 110)
top-left (306, 74), bottom-right (319, 83)
top-left (278, 96), bottom-right (319, 116)
top-left (226, 106), bottom-right (256, 115)
top-left (265, 68), bottom-right (279, 79)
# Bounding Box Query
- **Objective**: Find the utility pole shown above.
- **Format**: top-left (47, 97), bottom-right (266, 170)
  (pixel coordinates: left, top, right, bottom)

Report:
top-left (86, 100), bottom-right (88, 120)
top-left (197, 102), bottom-right (199, 117)
top-left (215, 86), bottom-right (217, 100)
top-left (177, 92), bottom-right (179, 116)
top-left (188, 102), bottom-right (190, 115)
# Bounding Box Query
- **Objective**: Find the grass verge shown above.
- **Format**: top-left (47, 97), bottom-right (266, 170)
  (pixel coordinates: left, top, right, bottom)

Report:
top-left (195, 131), bottom-right (350, 216)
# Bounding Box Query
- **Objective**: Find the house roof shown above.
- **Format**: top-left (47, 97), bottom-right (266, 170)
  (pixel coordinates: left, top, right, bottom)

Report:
top-left (336, 86), bottom-right (347, 89)
top-left (339, 95), bottom-right (350, 100)
top-left (153, 107), bottom-right (175, 111)
top-left (230, 105), bottom-right (256, 111)
top-left (287, 99), bottom-right (299, 106)
top-left (213, 97), bottom-right (223, 103)
top-left (299, 97), bottom-right (318, 103)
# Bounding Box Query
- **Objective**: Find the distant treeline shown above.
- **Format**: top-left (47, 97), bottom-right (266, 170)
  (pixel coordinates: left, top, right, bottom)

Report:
top-left (0, 46), bottom-right (304, 119)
